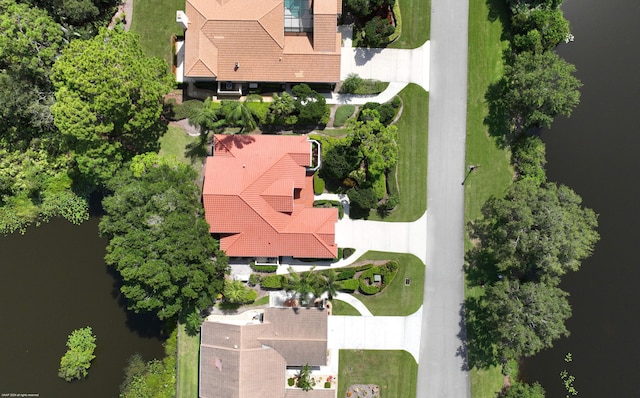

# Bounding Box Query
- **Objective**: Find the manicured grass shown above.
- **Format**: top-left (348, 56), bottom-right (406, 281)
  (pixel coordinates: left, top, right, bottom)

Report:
top-left (338, 350), bottom-right (417, 398)
top-left (177, 323), bottom-right (200, 398)
top-left (158, 126), bottom-right (203, 167)
top-left (368, 84), bottom-right (428, 222)
top-left (333, 104), bottom-right (356, 127)
top-left (352, 251), bottom-right (424, 316)
top-left (130, 0), bottom-right (184, 69)
top-left (465, 0), bottom-right (513, 396)
top-left (320, 128), bottom-right (349, 137)
top-left (465, 0), bottom-right (513, 223)
top-left (331, 300), bottom-right (362, 316)
top-left (388, 0), bottom-right (431, 49)
top-left (247, 295), bottom-right (270, 307)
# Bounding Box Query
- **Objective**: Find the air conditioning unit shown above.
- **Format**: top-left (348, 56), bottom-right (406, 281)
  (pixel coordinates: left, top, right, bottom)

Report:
top-left (176, 11), bottom-right (189, 30)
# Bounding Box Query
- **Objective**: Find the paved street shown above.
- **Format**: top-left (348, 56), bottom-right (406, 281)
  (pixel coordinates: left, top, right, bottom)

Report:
top-left (416, 0), bottom-right (472, 396)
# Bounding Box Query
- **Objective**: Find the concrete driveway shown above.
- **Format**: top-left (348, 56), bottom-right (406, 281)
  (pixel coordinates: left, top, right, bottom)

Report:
top-left (327, 306), bottom-right (423, 363)
top-left (339, 25), bottom-right (430, 90)
top-left (335, 212), bottom-right (427, 264)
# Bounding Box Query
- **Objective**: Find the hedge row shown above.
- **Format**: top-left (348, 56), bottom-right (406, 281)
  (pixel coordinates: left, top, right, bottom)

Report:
top-left (250, 263), bottom-right (278, 273)
top-left (336, 279), bottom-right (359, 292)
top-left (358, 261), bottom-right (399, 295)
top-left (260, 274), bottom-right (285, 289)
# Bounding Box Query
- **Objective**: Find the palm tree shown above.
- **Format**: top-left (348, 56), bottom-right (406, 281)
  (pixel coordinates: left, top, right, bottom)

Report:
top-left (188, 97), bottom-right (223, 137)
top-left (286, 266), bottom-right (319, 305)
top-left (223, 280), bottom-right (246, 304)
top-left (315, 270), bottom-right (338, 300)
top-left (223, 100), bottom-right (257, 133)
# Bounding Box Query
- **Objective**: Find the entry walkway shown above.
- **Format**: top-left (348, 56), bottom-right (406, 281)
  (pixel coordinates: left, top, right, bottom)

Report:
top-left (327, 306), bottom-right (423, 363)
top-left (333, 292), bottom-right (373, 316)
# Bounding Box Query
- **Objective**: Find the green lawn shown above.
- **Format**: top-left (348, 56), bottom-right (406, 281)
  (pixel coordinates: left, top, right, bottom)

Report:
top-left (331, 300), bottom-right (362, 316)
top-left (177, 323), bottom-right (200, 398)
top-left (465, 0), bottom-right (512, 223)
top-left (338, 350), bottom-right (417, 398)
top-left (389, 0), bottom-right (431, 49)
top-left (352, 251), bottom-right (424, 316)
top-left (465, 0), bottom-right (513, 396)
top-left (159, 126), bottom-right (204, 168)
top-left (130, 0), bottom-right (185, 69)
top-left (368, 84), bottom-right (428, 222)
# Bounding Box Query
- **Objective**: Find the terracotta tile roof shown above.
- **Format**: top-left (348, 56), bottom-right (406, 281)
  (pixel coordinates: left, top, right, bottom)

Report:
top-left (199, 308), bottom-right (329, 398)
top-left (203, 135), bottom-right (338, 259)
top-left (184, 0), bottom-right (340, 82)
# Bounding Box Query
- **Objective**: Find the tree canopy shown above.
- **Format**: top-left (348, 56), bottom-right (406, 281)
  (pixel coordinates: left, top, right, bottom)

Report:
top-left (99, 153), bottom-right (228, 320)
top-left (467, 280), bottom-right (571, 364)
top-left (502, 51), bottom-right (582, 133)
top-left (51, 28), bottom-right (174, 185)
top-left (469, 179), bottom-right (599, 284)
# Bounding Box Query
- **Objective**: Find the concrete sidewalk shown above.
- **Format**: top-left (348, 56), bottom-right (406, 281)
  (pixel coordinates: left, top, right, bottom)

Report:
top-left (327, 306), bottom-right (423, 363)
top-left (333, 293), bottom-right (373, 316)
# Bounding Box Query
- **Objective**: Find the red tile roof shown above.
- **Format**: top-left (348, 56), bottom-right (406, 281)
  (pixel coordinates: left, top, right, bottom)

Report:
top-left (203, 135), bottom-right (338, 258)
top-left (184, 0), bottom-right (341, 82)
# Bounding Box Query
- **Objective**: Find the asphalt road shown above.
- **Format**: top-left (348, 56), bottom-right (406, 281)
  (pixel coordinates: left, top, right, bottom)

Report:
top-left (416, 0), bottom-right (472, 396)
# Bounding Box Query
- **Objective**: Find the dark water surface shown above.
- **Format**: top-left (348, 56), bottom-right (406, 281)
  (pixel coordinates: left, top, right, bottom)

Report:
top-left (0, 218), bottom-right (164, 397)
top-left (521, 0), bottom-right (640, 396)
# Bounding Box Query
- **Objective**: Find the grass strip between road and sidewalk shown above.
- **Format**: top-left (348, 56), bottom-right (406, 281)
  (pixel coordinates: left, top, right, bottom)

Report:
top-left (176, 323), bottom-right (200, 398)
top-left (352, 251), bottom-right (424, 316)
top-left (465, 0), bottom-right (514, 396)
top-left (338, 350), bottom-right (418, 398)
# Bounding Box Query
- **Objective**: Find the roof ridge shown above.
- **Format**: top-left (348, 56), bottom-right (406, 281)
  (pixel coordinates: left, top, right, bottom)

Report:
top-left (258, 1), bottom-right (285, 49)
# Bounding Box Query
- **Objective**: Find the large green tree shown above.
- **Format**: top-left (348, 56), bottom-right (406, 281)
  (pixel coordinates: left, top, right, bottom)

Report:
top-left (51, 28), bottom-right (174, 185)
top-left (501, 51), bottom-right (582, 133)
top-left (99, 153), bottom-right (228, 320)
top-left (467, 280), bottom-right (571, 364)
top-left (469, 179), bottom-right (599, 284)
top-left (0, 0), bottom-right (64, 144)
top-left (511, 7), bottom-right (570, 53)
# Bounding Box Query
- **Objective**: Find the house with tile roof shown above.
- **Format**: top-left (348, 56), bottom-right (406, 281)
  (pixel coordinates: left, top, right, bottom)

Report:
top-left (199, 307), bottom-right (335, 398)
top-left (176, 0), bottom-right (342, 94)
top-left (203, 134), bottom-right (338, 260)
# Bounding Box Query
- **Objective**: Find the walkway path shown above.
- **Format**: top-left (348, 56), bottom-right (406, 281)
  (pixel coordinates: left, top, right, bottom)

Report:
top-left (416, 0), bottom-right (472, 396)
top-left (333, 292), bottom-right (373, 316)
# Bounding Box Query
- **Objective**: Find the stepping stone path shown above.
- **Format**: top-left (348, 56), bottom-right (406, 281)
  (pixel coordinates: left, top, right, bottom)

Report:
top-left (345, 384), bottom-right (380, 398)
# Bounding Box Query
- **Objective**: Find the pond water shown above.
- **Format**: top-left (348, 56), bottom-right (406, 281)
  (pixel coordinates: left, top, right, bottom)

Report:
top-left (0, 217), bottom-right (165, 397)
top-left (521, 0), bottom-right (640, 396)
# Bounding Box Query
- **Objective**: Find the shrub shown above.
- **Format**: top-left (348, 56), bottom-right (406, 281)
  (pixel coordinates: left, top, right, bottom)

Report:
top-left (243, 289), bottom-right (258, 303)
top-left (288, 378), bottom-right (296, 387)
top-left (166, 99), bottom-right (205, 121)
top-left (313, 174), bottom-right (325, 194)
top-left (324, 382), bottom-right (332, 388)
top-left (361, 16), bottom-right (395, 48)
top-left (248, 274), bottom-right (261, 286)
top-left (334, 104), bottom-right (356, 127)
top-left (336, 268), bottom-right (356, 280)
top-left (337, 279), bottom-right (360, 292)
top-left (245, 101), bottom-right (270, 125)
top-left (343, 248), bottom-right (356, 259)
top-left (245, 93), bottom-right (263, 102)
top-left (250, 263), bottom-right (278, 273)
top-left (357, 261), bottom-right (399, 294)
top-left (58, 326), bottom-right (97, 381)
top-left (261, 274), bottom-right (284, 289)
top-left (356, 264), bottom-right (373, 272)
top-left (348, 187), bottom-right (378, 211)
top-left (371, 174), bottom-right (386, 200)
top-left (340, 73), bottom-right (363, 94)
